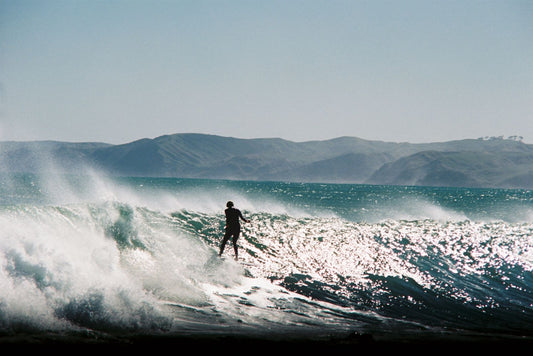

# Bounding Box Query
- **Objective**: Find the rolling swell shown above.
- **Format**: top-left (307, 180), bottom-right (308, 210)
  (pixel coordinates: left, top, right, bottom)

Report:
top-left (173, 207), bottom-right (533, 337)
top-left (0, 200), bottom-right (356, 340)
top-left (1, 175), bottom-right (533, 345)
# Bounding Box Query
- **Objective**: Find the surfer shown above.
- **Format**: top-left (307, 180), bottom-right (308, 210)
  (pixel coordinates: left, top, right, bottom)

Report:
top-left (218, 201), bottom-right (250, 260)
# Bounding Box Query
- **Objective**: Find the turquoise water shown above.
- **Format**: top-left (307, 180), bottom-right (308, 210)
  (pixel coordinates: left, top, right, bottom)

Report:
top-left (1, 172), bottom-right (532, 343)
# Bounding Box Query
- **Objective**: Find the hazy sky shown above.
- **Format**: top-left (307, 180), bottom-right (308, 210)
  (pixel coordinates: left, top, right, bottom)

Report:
top-left (1, 0), bottom-right (532, 144)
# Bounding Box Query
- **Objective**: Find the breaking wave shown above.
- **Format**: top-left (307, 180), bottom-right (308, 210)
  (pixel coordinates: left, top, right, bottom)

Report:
top-left (1, 173), bottom-right (533, 343)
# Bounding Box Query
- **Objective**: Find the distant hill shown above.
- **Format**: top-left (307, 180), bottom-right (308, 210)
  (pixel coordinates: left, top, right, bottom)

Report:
top-left (368, 150), bottom-right (533, 188)
top-left (1, 133), bottom-right (532, 189)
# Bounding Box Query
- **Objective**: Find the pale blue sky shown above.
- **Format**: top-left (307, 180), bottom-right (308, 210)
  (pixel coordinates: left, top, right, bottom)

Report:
top-left (1, 0), bottom-right (532, 144)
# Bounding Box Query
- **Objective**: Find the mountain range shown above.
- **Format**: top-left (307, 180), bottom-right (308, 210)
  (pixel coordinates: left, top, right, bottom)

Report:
top-left (1, 133), bottom-right (533, 189)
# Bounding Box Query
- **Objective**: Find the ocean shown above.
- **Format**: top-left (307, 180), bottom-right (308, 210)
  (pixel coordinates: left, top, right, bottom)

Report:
top-left (1, 171), bottom-right (533, 349)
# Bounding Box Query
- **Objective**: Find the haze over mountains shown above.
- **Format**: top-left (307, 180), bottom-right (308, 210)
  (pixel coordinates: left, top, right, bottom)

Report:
top-left (1, 133), bottom-right (533, 189)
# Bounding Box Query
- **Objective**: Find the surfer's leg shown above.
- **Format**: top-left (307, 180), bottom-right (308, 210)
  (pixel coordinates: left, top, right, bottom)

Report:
top-left (232, 230), bottom-right (240, 260)
top-left (219, 231), bottom-right (231, 256)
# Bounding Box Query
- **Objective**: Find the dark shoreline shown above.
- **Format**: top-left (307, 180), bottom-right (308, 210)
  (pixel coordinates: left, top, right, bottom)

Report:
top-left (3, 331), bottom-right (533, 353)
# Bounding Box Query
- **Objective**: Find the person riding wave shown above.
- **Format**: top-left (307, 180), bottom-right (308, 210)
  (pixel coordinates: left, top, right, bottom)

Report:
top-left (218, 201), bottom-right (250, 260)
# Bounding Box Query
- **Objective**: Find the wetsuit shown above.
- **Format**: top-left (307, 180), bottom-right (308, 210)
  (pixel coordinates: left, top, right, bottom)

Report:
top-left (219, 207), bottom-right (247, 258)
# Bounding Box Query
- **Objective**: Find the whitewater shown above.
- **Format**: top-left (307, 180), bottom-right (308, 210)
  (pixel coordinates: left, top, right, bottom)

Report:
top-left (1, 169), bottom-right (533, 347)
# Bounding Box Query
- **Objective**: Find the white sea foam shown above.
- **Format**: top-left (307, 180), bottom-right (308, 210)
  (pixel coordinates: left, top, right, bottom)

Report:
top-left (1, 172), bottom-right (533, 338)
top-left (0, 197), bottom-right (331, 334)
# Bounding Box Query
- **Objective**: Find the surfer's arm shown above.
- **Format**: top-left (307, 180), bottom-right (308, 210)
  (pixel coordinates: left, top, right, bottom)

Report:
top-left (239, 210), bottom-right (250, 223)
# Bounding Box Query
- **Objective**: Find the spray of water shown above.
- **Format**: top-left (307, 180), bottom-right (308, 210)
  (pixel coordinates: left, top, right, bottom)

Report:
top-left (1, 147), bottom-right (533, 341)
